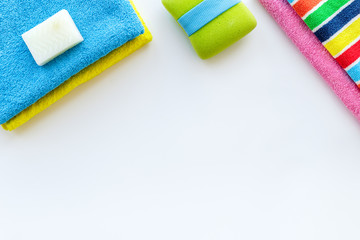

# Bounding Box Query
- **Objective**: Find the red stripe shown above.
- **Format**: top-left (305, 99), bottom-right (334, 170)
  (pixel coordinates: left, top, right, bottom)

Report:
top-left (336, 39), bottom-right (360, 69)
top-left (293, 0), bottom-right (323, 18)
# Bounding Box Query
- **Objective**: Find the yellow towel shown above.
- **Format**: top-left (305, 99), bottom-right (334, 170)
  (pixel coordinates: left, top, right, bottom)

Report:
top-left (2, 1), bottom-right (152, 131)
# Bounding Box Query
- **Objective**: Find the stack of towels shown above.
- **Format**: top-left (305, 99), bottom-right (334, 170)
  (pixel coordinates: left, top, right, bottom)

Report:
top-left (260, 0), bottom-right (360, 122)
top-left (0, 0), bottom-right (152, 131)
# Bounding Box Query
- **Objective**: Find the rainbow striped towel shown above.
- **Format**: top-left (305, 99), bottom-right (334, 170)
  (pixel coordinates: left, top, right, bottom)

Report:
top-left (288, 0), bottom-right (360, 87)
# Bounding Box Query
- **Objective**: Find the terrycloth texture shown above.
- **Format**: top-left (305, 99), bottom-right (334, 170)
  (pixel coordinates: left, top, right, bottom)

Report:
top-left (0, 0), bottom-right (144, 124)
top-left (162, 0), bottom-right (257, 59)
top-left (2, 1), bottom-right (152, 131)
top-left (260, 0), bottom-right (360, 122)
top-left (288, 0), bottom-right (360, 85)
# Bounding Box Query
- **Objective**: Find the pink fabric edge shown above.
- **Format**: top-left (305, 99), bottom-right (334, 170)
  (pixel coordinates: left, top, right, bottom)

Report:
top-left (259, 0), bottom-right (360, 122)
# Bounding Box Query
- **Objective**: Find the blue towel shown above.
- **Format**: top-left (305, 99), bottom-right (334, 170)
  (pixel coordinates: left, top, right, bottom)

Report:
top-left (0, 0), bottom-right (144, 124)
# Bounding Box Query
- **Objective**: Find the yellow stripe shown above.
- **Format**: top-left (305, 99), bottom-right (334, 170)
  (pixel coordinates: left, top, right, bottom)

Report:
top-left (325, 17), bottom-right (360, 56)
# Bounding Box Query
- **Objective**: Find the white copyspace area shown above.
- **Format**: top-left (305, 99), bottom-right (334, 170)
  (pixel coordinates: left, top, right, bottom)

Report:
top-left (1, 1), bottom-right (360, 239)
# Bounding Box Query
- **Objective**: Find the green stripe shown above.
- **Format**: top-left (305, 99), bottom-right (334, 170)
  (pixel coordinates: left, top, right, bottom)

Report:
top-left (304, 0), bottom-right (351, 30)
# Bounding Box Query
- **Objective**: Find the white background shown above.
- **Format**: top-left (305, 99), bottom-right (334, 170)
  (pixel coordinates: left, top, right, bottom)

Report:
top-left (1, 0), bottom-right (360, 239)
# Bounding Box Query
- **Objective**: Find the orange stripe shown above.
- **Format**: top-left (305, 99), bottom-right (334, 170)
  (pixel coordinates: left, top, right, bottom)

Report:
top-left (293, 0), bottom-right (323, 17)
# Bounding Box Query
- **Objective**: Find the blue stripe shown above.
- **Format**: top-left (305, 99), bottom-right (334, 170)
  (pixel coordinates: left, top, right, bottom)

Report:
top-left (287, 0), bottom-right (296, 4)
top-left (178, 0), bottom-right (241, 36)
top-left (314, 0), bottom-right (360, 42)
top-left (347, 61), bottom-right (360, 82)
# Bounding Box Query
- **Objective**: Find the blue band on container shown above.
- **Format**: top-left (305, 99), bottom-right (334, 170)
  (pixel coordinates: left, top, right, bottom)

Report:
top-left (177, 0), bottom-right (241, 37)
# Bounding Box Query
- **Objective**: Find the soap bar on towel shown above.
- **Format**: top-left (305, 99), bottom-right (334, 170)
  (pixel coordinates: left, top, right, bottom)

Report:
top-left (162, 0), bottom-right (257, 59)
top-left (0, 0), bottom-right (144, 124)
top-left (259, 0), bottom-right (360, 122)
top-left (22, 9), bottom-right (84, 66)
top-left (2, 1), bottom-right (152, 131)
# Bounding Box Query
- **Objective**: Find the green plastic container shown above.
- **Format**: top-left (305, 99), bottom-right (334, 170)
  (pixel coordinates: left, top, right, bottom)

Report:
top-left (162, 0), bottom-right (257, 59)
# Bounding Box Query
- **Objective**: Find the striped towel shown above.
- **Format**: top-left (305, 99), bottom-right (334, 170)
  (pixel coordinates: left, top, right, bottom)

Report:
top-left (288, 0), bottom-right (360, 87)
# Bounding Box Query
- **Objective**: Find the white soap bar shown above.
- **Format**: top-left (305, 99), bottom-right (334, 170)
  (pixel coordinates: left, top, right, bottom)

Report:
top-left (22, 10), bottom-right (84, 66)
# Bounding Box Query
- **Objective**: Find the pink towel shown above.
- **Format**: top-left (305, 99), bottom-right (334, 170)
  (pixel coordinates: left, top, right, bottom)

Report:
top-left (259, 0), bottom-right (360, 122)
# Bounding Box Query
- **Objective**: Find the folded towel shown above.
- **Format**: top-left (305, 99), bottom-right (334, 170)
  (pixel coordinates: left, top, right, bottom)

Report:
top-left (0, 0), bottom-right (144, 124)
top-left (260, 0), bottom-right (360, 122)
top-left (288, 0), bottom-right (360, 86)
top-left (2, 1), bottom-right (152, 131)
